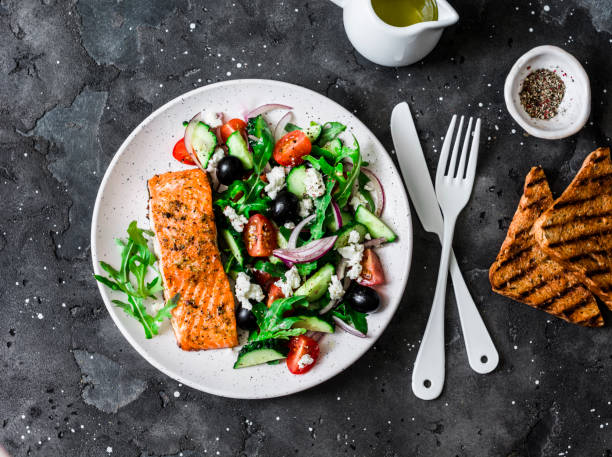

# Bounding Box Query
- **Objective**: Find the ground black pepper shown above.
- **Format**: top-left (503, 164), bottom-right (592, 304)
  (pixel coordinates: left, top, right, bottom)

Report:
top-left (519, 68), bottom-right (566, 120)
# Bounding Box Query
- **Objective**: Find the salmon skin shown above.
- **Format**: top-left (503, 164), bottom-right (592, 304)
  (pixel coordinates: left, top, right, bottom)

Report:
top-left (148, 168), bottom-right (238, 350)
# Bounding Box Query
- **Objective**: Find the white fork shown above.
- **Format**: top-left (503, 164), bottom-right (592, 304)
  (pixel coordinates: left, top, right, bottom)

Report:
top-left (412, 115), bottom-right (481, 400)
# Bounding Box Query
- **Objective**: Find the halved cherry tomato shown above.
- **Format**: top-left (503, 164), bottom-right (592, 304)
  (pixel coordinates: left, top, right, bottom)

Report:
top-left (243, 214), bottom-right (277, 257)
top-left (266, 284), bottom-right (285, 307)
top-left (286, 335), bottom-right (319, 374)
top-left (357, 248), bottom-right (386, 286)
top-left (253, 270), bottom-right (277, 291)
top-left (220, 118), bottom-right (247, 143)
top-left (172, 138), bottom-right (196, 165)
top-left (273, 130), bottom-right (312, 166)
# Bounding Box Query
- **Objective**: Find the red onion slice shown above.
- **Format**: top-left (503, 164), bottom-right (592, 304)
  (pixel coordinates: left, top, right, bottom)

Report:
top-left (361, 168), bottom-right (385, 217)
top-left (330, 199), bottom-right (343, 230)
top-left (274, 110), bottom-right (293, 140)
top-left (183, 112), bottom-right (205, 170)
top-left (273, 235), bottom-right (337, 265)
top-left (288, 214), bottom-right (316, 249)
top-left (332, 316), bottom-right (367, 338)
top-left (246, 103), bottom-right (293, 119)
top-left (319, 299), bottom-right (338, 315)
top-left (363, 237), bottom-right (386, 248)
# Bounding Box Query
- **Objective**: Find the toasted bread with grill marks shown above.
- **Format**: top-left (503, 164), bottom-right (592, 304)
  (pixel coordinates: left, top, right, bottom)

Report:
top-left (490, 166), bottom-right (603, 327)
top-left (533, 147), bottom-right (612, 311)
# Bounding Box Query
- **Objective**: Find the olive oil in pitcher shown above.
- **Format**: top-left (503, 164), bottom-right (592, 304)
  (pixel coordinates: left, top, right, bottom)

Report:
top-left (371, 0), bottom-right (438, 27)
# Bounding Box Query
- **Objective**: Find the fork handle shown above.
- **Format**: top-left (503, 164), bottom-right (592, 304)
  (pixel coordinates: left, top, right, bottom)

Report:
top-left (412, 220), bottom-right (455, 400)
top-left (449, 250), bottom-right (499, 374)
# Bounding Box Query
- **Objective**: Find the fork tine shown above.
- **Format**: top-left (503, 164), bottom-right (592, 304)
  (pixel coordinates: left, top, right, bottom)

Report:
top-left (446, 115), bottom-right (464, 178)
top-left (436, 115), bottom-right (456, 184)
top-left (465, 118), bottom-right (481, 182)
top-left (457, 117), bottom-right (473, 179)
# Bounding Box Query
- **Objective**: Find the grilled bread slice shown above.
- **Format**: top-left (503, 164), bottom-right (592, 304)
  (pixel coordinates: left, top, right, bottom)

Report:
top-left (533, 147), bottom-right (612, 311)
top-left (490, 166), bottom-right (603, 327)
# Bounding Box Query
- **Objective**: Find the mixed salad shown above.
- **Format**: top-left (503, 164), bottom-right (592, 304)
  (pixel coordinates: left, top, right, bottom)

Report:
top-left (175, 104), bottom-right (398, 374)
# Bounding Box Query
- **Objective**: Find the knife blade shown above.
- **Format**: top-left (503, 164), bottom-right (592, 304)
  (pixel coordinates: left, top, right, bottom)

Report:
top-left (391, 102), bottom-right (498, 375)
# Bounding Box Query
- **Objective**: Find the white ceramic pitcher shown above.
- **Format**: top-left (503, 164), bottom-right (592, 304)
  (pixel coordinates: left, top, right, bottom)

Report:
top-left (330, 0), bottom-right (459, 67)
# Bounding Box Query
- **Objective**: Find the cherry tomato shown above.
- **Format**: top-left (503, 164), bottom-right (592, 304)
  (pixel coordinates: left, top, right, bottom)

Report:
top-left (172, 138), bottom-right (196, 165)
top-left (273, 130), bottom-right (312, 166)
top-left (357, 248), bottom-right (386, 287)
top-left (286, 335), bottom-right (319, 374)
top-left (252, 270), bottom-right (277, 291)
top-left (243, 214), bottom-right (277, 257)
top-left (266, 284), bottom-right (285, 307)
top-left (220, 118), bottom-right (247, 143)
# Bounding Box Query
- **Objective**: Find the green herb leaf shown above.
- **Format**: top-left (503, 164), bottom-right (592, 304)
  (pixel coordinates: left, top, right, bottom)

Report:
top-left (334, 136), bottom-right (362, 208)
top-left (251, 296), bottom-right (310, 341)
top-left (317, 122), bottom-right (346, 146)
top-left (247, 115), bottom-right (274, 175)
top-left (309, 178), bottom-right (336, 241)
top-left (284, 122), bottom-right (302, 132)
top-left (253, 260), bottom-right (287, 277)
top-left (332, 302), bottom-right (368, 334)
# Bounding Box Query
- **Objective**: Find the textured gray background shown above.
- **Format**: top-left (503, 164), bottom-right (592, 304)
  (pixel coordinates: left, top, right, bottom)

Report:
top-left (1, 0), bottom-right (611, 456)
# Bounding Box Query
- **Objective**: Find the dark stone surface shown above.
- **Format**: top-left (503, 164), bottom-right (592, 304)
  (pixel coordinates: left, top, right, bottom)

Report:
top-left (1, 0), bottom-right (611, 456)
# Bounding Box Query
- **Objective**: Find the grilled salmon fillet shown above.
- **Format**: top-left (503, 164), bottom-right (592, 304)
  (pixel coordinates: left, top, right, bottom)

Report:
top-left (533, 147), bottom-right (612, 312)
top-left (490, 166), bottom-right (603, 327)
top-left (148, 169), bottom-right (238, 350)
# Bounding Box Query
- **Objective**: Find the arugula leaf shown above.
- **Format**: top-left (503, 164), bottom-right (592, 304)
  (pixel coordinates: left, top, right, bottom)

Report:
top-left (247, 115), bottom-right (274, 175)
top-left (215, 172), bottom-right (270, 218)
top-left (309, 178), bottom-right (336, 241)
top-left (94, 221), bottom-right (175, 339)
top-left (296, 261), bottom-right (319, 277)
top-left (311, 144), bottom-right (338, 162)
top-left (334, 136), bottom-right (363, 208)
top-left (253, 260), bottom-right (287, 278)
top-left (317, 122), bottom-right (346, 146)
top-left (284, 122), bottom-right (302, 132)
top-left (332, 302), bottom-right (368, 335)
top-left (250, 296), bottom-right (310, 341)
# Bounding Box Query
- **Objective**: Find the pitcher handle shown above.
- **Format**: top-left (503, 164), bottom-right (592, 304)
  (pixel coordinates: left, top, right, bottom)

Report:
top-left (329, 0), bottom-right (345, 7)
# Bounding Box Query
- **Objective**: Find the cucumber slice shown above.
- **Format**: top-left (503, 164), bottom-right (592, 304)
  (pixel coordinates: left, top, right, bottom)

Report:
top-left (227, 130), bottom-right (254, 169)
top-left (305, 122), bottom-right (322, 142)
top-left (269, 229), bottom-right (289, 265)
top-left (322, 138), bottom-right (342, 156)
top-left (325, 209), bottom-right (353, 232)
top-left (221, 229), bottom-right (244, 267)
top-left (191, 122), bottom-right (217, 168)
top-left (286, 164), bottom-right (308, 198)
top-left (293, 315), bottom-right (334, 333)
top-left (354, 205), bottom-right (397, 242)
top-left (333, 223), bottom-right (368, 249)
top-left (294, 263), bottom-right (335, 302)
top-left (233, 340), bottom-right (288, 369)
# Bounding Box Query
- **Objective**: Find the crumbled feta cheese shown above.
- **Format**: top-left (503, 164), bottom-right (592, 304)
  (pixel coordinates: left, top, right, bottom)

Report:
top-left (206, 147), bottom-right (225, 173)
top-left (299, 198), bottom-right (313, 218)
top-left (365, 233), bottom-right (372, 240)
top-left (350, 192), bottom-right (369, 211)
top-left (274, 266), bottom-right (301, 297)
top-left (223, 206), bottom-right (248, 232)
top-left (304, 168), bottom-right (325, 198)
top-left (364, 181), bottom-right (375, 192)
top-left (338, 231), bottom-right (364, 279)
top-left (348, 229), bottom-right (361, 245)
top-left (328, 274), bottom-right (345, 300)
top-left (297, 353), bottom-right (315, 369)
top-left (203, 111), bottom-right (222, 128)
top-left (264, 166), bottom-right (286, 199)
top-left (284, 221), bottom-right (296, 229)
top-left (234, 272), bottom-right (264, 309)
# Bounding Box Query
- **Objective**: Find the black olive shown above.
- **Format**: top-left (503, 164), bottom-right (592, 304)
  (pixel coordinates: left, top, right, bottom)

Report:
top-left (236, 306), bottom-right (258, 330)
top-left (344, 281), bottom-right (380, 313)
top-left (268, 190), bottom-right (299, 224)
top-left (216, 156), bottom-right (244, 186)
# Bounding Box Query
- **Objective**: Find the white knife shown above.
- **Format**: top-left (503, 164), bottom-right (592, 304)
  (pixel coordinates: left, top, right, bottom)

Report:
top-left (391, 102), bottom-right (498, 376)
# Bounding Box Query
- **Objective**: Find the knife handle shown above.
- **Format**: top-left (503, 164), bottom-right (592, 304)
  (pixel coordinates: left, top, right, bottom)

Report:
top-left (449, 250), bottom-right (499, 374)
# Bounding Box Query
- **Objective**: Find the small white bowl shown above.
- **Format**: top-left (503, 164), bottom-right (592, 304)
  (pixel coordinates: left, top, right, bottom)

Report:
top-left (504, 45), bottom-right (591, 140)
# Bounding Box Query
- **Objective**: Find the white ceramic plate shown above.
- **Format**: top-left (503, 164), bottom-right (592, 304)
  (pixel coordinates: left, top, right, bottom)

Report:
top-left (91, 79), bottom-right (413, 399)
